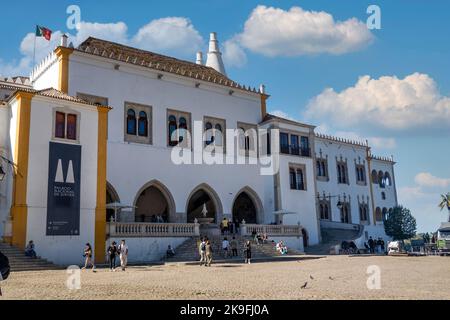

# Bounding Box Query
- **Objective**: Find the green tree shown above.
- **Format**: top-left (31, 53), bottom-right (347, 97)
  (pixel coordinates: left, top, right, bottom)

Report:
top-left (384, 206), bottom-right (417, 241)
top-left (438, 193), bottom-right (450, 222)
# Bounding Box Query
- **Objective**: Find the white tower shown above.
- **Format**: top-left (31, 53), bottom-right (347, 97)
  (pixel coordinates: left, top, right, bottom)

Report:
top-left (205, 32), bottom-right (227, 76)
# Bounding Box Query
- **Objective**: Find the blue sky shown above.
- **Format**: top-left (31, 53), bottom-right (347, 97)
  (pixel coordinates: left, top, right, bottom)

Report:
top-left (1, 0), bottom-right (449, 232)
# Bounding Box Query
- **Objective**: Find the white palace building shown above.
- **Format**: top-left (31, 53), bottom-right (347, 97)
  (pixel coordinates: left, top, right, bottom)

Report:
top-left (0, 33), bottom-right (398, 264)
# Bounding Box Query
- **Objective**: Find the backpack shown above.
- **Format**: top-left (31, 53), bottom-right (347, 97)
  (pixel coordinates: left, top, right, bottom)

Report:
top-left (0, 251), bottom-right (10, 281)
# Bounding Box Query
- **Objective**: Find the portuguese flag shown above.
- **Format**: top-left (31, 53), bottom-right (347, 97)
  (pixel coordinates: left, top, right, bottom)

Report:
top-left (36, 25), bottom-right (52, 41)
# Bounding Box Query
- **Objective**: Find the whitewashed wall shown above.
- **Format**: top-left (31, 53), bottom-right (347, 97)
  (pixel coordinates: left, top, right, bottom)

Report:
top-left (0, 103), bottom-right (12, 239)
top-left (67, 53), bottom-right (268, 223)
top-left (24, 96), bottom-right (99, 265)
top-left (371, 159), bottom-right (397, 211)
top-left (315, 139), bottom-right (372, 225)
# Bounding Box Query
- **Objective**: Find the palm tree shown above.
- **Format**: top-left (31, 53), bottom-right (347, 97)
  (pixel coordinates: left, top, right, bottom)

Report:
top-left (438, 193), bottom-right (450, 222)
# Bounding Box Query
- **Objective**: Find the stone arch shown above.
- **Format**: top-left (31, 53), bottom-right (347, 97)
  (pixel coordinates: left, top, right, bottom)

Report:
top-left (384, 172), bottom-right (391, 186)
top-left (133, 180), bottom-right (176, 223)
top-left (106, 181), bottom-right (120, 222)
top-left (232, 186), bottom-right (264, 224)
top-left (371, 169), bottom-right (378, 184)
top-left (185, 183), bottom-right (223, 223)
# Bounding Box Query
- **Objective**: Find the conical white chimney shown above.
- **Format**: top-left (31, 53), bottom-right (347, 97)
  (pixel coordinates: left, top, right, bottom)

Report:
top-left (205, 32), bottom-right (227, 76)
top-left (196, 52), bottom-right (203, 65)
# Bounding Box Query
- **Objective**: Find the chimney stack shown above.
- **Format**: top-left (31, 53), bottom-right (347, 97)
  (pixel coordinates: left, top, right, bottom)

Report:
top-left (205, 32), bottom-right (226, 76)
top-left (196, 52), bottom-right (203, 65)
top-left (61, 34), bottom-right (68, 47)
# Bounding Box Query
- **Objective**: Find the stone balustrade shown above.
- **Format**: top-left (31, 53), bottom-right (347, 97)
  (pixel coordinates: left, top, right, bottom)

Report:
top-left (242, 224), bottom-right (303, 237)
top-left (107, 222), bottom-right (199, 238)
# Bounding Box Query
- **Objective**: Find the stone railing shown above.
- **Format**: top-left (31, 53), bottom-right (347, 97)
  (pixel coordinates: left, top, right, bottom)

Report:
top-left (107, 222), bottom-right (199, 238)
top-left (241, 223), bottom-right (303, 237)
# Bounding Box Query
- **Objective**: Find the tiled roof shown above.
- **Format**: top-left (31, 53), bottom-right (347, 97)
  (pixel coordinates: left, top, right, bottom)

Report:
top-left (1, 84), bottom-right (111, 109)
top-left (76, 37), bottom-right (261, 94)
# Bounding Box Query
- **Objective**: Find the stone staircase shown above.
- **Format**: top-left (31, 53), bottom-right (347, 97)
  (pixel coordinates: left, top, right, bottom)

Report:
top-left (0, 243), bottom-right (61, 272)
top-left (165, 233), bottom-right (303, 263)
top-left (305, 227), bottom-right (362, 255)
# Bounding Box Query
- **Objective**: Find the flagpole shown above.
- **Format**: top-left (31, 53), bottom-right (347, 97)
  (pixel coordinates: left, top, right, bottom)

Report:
top-left (32, 27), bottom-right (37, 69)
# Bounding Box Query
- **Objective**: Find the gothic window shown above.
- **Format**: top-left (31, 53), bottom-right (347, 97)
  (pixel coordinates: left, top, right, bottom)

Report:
top-left (289, 168), bottom-right (297, 190)
top-left (378, 171), bottom-right (385, 188)
top-left (124, 102), bottom-right (152, 144)
top-left (384, 172), bottom-right (391, 186)
top-left (237, 122), bottom-right (257, 157)
top-left (375, 207), bottom-right (383, 222)
top-left (168, 115), bottom-right (177, 146)
top-left (356, 164), bottom-right (366, 184)
top-left (66, 114), bottom-right (77, 140)
top-left (53, 109), bottom-right (80, 142)
top-left (340, 202), bottom-right (351, 223)
top-left (359, 204), bottom-right (369, 222)
top-left (205, 122), bottom-right (213, 145)
top-left (296, 168), bottom-right (305, 190)
top-left (371, 170), bottom-right (378, 184)
top-left (319, 200), bottom-right (331, 220)
top-left (204, 117), bottom-right (225, 148)
top-left (337, 162), bottom-right (348, 184)
top-left (138, 111), bottom-right (148, 137)
top-left (127, 109), bottom-right (136, 135)
top-left (55, 112), bottom-right (66, 139)
top-left (167, 110), bottom-right (191, 148)
top-left (316, 158), bottom-right (328, 180)
top-left (289, 164), bottom-right (307, 191)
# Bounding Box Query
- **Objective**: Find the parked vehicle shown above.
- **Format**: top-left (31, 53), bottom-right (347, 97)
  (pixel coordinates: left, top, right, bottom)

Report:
top-left (437, 223), bottom-right (450, 256)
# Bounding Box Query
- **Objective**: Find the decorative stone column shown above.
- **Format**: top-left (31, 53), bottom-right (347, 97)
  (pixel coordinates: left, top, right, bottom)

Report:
top-left (194, 218), bottom-right (200, 236)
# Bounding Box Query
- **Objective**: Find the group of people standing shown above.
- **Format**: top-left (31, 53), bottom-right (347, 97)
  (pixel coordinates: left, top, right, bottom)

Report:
top-left (220, 217), bottom-right (240, 235)
top-left (366, 237), bottom-right (386, 254)
top-left (82, 240), bottom-right (129, 272)
top-left (198, 237), bottom-right (253, 266)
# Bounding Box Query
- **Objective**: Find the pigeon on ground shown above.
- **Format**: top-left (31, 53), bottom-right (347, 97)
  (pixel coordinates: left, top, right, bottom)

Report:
top-left (329, 276), bottom-right (334, 280)
top-left (301, 282), bottom-right (308, 289)
top-left (309, 275), bottom-right (314, 280)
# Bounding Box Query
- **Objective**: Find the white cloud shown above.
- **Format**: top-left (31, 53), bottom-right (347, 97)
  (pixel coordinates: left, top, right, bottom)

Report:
top-left (0, 18), bottom-right (203, 77)
top-left (223, 38), bottom-right (247, 68)
top-left (74, 21), bottom-right (128, 45)
top-left (132, 17), bottom-right (203, 56)
top-left (236, 5), bottom-right (373, 57)
top-left (415, 172), bottom-right (450, 188)
top-left (305, 73), bottom-right (450, 132)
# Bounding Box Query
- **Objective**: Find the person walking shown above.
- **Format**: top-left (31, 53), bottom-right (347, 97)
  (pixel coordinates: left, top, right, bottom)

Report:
top-left (118, 240), bottom-right (129, 271)
top-left (222, 237), bottom-right (230, 258)
top-left (230, 236), bottom-right (238, 257)
top-left (244, 240), bottom-right (252, 264)
top-left (107, 241), bottom-right (118, 271)
top-left (222, 217), bottom-right (229, 235)
top-left (82, 243), bottom-right (95, 271)
top-left (199, 238), bottom-right (207, 266)
top-left (368, 237), bottom-right (375, 254)
top-left (205, 240), bottom-right (213, 267)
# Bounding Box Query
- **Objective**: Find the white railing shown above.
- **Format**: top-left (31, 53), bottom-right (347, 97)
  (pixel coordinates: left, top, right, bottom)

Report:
top-left (242, 224), bottom-right (303, 237)
top-left (107, 222), bottom-right (199, 238)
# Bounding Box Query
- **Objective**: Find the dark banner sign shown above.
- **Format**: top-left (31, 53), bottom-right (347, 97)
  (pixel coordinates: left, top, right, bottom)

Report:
top-left (46, 142), bottom-right (81, 236)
